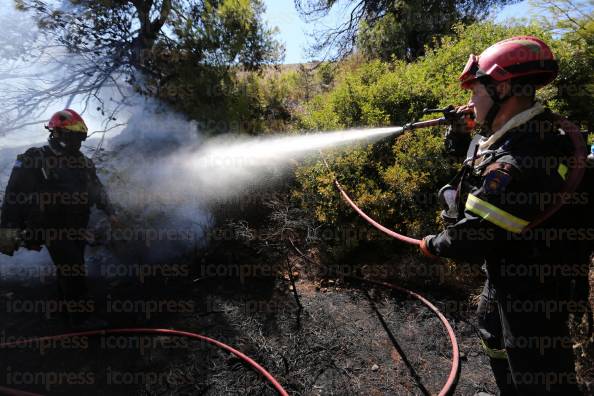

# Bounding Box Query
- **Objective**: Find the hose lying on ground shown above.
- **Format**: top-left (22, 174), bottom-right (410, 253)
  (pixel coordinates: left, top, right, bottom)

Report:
top-left (0, 328), bottom-right (289, 396)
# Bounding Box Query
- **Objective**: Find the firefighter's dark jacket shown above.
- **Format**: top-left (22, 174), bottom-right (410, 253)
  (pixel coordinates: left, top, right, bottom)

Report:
top-left (426, 109), bottom-right (592, 290)
top-left (0, 145), bottom-right (113, 233)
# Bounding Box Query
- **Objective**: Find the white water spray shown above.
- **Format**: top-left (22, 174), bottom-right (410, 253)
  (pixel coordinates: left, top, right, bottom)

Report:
top-left (157, 126), bottom-right (405, 200)
top-left (194, 126), bottom-right (404, 167)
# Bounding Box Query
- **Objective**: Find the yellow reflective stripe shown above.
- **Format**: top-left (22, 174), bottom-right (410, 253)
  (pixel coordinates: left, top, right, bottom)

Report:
top-left (465, 194), bottom-right (529, 234)
top-left (558, 164), bottom-right (568, 180)
top-left (480, 338), bottom-right (508, 360)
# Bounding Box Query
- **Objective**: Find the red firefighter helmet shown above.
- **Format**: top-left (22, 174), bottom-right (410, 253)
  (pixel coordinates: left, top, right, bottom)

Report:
top-left (459, 36), bottom-right (558, 90)
top-left (47, 109), bottom-right (88, 136)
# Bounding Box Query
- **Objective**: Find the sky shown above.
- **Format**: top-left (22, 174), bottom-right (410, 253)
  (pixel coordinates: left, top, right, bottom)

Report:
top-left (263, 0), bottom-right (532, 64)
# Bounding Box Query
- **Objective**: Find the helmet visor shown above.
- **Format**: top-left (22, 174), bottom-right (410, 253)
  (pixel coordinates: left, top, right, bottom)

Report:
top-left (459, 54), bottom-right (479, 89)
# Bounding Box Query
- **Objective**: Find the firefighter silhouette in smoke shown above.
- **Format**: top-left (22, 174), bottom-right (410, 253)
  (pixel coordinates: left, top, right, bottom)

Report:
top-left (0, 109), bottom-right (116, 325)
top-left (419, 37), bottom-right (593, 395)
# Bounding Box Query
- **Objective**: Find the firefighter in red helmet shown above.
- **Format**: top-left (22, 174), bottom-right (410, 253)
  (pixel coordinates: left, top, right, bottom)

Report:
top-left (420, 37), bottom-right (592, 395)
top-left (46, 109), bottom-right (90, 154)
top-left (0, 109), bottom-right (116, 327)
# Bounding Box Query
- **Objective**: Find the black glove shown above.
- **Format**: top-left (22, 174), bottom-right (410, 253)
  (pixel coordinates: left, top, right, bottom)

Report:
top-left (0, 228), bottom-right (21, 256)
top-left (444, 123), bottom-right (472, 158)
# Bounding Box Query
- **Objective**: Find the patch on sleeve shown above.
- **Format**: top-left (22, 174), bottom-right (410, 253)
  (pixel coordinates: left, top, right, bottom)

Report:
top-left (483, 169), bottom-right (512, 195)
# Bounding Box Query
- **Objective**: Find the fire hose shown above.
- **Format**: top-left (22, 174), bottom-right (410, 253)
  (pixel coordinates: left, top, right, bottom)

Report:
top-left (313, 114), bottom-right (464, 393)
top-left (0, 110), bottom-right (461, 396)
top-left (319, 105), bottom-right (476, 246)
top-left (314, 117), bottom-right (463, 395)
top-left (0, 328), bottom-right (289, 396)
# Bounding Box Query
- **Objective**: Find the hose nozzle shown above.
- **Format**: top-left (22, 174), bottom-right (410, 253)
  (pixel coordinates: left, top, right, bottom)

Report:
top-left (401, 105), bottom-right (476, 132)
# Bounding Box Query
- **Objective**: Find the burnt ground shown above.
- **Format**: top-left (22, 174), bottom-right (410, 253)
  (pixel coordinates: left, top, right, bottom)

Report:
top-left (0, 239), bottom-right (591, 395)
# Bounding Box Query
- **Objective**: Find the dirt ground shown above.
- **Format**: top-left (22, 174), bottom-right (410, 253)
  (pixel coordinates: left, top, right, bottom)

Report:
top-left (0, 239), bottom-right (591, 395)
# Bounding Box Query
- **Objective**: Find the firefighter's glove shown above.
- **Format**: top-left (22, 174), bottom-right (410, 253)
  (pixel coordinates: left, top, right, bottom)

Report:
top-left (0, 228), bottom-right (21, 256)
top-left (448, 105), bottom-right (475, 132)
top-left (419, 236), bottom-right (439, 260)
top-left (450, 118), bottom-right (469, 136)
top-left (444, 105), bottom-right (474, 156)
top-left (444, 123), bottom-right (472, 157)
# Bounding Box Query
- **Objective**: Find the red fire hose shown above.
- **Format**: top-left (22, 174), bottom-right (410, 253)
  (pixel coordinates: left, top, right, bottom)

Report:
top-left (0, 328), bottom-right (289, 396)
top-left (320, 156), bottom-right (420, 246)
top-left (334, 179), bottom-right (421, 245)
top-left (318, 149), bottom-right (460, 394)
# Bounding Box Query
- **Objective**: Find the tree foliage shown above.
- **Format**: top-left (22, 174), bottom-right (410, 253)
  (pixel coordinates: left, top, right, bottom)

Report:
top-left (295, 0), bottom-right (519, 61)
top-left (530, 0), bottom-right (594, 130)
top-left (8, 0), bottom-right (282, 132)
